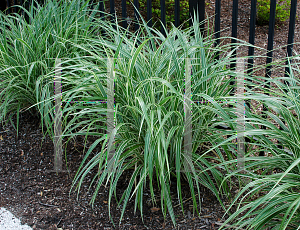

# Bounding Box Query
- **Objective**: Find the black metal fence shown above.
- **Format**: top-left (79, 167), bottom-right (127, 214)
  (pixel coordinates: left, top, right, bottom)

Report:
top-left (1, 0), bottom-right (298, 79)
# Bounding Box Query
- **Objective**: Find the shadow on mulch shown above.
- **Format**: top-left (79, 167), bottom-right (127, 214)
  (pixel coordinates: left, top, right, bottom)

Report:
top-left (0, 110), bottom-right (228, 230)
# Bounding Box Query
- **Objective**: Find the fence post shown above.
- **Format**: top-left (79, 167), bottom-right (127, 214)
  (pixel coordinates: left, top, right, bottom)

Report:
top-left (174, 0), bottom-right (179, 27)
top-left (20, 0), bottom-right (24, 16)
top-left (122, 0), bottom-right (127, 28)
top-left (134, 0), bottom-right (139, 31)
top-left (261, 0), bottom-right (276, 157)
top-left (160, 0), bottom-right (166, 36)
top-left (246, 0), bottom-right (257, 107)
top-left (24, 0), bottom-right (30, 23)
top-left (99, 0), bottom-right (104, 20)
top-left (247, 0), bottom-right (257, 78)
top-left (265, 0), bottom-right (277, 79)
top-left (285, 0), bottom-right (297, 80)
top-left (278, 0), bottom-right (298, 150)
top-left (245, 0), bottom-right (257, 153)
top-left (229, 0), bottom-right (238, 109)
top-left (214, 0), bottom-right (221, 60)
top-left (147, 0), bottom-right (152, 27)
top-left (230, 0), bottom-right (238, 70)
top-left (110, 0), bottom-right (115, 28)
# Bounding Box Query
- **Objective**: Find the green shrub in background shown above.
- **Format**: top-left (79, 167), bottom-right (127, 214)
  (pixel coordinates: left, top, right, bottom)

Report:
top-left (257, 0), bottom-right (291, 26)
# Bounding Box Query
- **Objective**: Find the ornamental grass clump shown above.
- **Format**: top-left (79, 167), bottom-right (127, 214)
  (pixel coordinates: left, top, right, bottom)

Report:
top-left (41, 11), bottom-right (250, 227)
top-left (0, 0), bottom-right (101, 139)
top-left (218, 55), bottom-right (300, 229)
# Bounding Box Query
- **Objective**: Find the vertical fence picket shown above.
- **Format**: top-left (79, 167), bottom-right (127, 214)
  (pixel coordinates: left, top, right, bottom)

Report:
top-left (88, 0), bottom-right (94, 15)
top-left (278, 0), bottom-right (298, 150)
top-left (245, 0), bottom-right (257, 156)
top-left (0, 1), bottom-right (6, 12)
top-left (134, 0), bottom-right (139, 31)
top-left (7, 0), bottom-right (11, 14)
top-left (230, 0), bottom-right (238, 70)
top-left (246, 0), bottom-right (256, 119)
top-left (229, 0), bottom-right (238, 104)
top-left (160, 0), bottom-right (166, 36)
top-left (97, 0), bottom-right (105, 37)
top-left (25, 0), bottom-right (30, 23)
top-left (189, 0), bottom-right (205, 35)
top-left (247, 0), bottom-right (257, 78)
top-left (147, 0), bottom-right (152, 27)
top-left (175, 0), bottom-right (179, 27)
top-left (285, 0), bottom-right (297, 80)
top-left (99, 0), bottom-right (104, 19)
top-left (13, 0), bottom-right (17, 13)
top-left (265, 0), bottom-right (276, 79)
top-left (20, 0), bottom-right (24, 15)
top-left (110, 0), bottom-right (115, 27)
top-left (228, 0), bottom-right (238, 148)
top-left (260, 0), bottom-right (276, 157)
top-left (199, 0), bottom-right (205, 34)
top-left (122, 0), bottom-right (127, 28)
top-left (214, 0), bottom-right (220, 59)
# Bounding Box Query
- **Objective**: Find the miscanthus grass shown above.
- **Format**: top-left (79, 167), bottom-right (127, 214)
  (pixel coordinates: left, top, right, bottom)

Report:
top-left (35, 11), bottom-right (255, 227)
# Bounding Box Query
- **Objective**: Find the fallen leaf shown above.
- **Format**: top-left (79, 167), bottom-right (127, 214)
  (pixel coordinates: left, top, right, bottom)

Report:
top-left (103, 200), bottom-right (107, 204)
top-left (57, 208), bottom-right (61, 212)
top-left (150, 207), bottom-right (160, 212)
top-left (0, 135), bottom-right (3, 141)
top-left (20, 150), bottom-right (24, 156)
top-left (40, 152), bottom-right (43, 156)
top-left (40, 191), bottom-right (43, 196)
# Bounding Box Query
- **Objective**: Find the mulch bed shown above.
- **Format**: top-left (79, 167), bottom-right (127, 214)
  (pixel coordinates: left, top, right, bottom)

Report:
top-left (0, 110), bottom-right (228, 230)
top-left (1, 1), bottom-right (300, 230)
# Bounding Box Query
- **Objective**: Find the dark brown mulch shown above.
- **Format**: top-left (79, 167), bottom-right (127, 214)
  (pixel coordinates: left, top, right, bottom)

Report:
top-left (0, 110), bottom-right (228, 230)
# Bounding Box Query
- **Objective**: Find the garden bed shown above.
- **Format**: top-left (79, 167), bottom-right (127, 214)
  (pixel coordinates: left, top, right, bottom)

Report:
top-left (0, 110), bottom-right (227, 229)
top-left (1, 0), bottom-right (300, 229)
